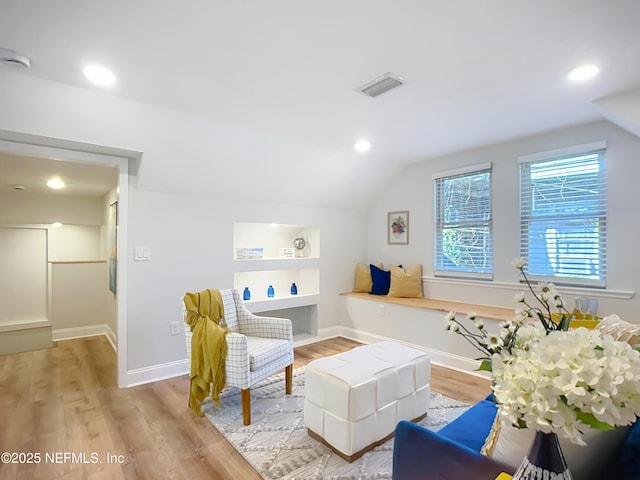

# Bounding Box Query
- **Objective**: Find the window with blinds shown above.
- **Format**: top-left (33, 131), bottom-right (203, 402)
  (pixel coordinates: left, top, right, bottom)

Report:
top-left (519, 142), bottom-right (607, 287)
top-left (434, 163), bottom-right (492, 279)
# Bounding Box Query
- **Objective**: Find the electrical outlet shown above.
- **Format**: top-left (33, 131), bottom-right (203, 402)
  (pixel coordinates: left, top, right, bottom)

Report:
top-left (170, 321), bottom-right (181, 336)
top-left (378, 304), bottom-right (385, 316)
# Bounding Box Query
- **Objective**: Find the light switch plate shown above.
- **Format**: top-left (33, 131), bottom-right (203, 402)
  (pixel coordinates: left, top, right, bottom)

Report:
top-left (134, 246), bottom-right (151, 261)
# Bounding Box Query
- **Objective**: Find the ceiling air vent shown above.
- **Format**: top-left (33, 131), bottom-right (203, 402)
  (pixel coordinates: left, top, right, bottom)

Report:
top-left (357, 72), bottom-right (404, 98)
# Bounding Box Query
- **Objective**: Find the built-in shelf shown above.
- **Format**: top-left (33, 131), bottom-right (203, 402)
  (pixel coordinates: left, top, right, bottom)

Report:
top-left (233, 222), bottom-right (319, 260)
top-left (234, 268), bottom-right (319, 301)
top-left (234, 222), bottom-right (320, 339)
top-left (233, 257), bottom-right (319, 272)
top-left (243, 293), bottom-right (320, 313)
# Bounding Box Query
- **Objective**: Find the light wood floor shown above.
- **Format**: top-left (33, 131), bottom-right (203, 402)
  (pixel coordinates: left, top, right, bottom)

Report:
top-left (0, 336), bottom-right (490, 480)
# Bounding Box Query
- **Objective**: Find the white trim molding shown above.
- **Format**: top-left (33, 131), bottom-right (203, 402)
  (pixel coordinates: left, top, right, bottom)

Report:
top-left (125, 359), bottom-right (189, 388)
top-left (0, 318), bottom-right (51, 332)
top-left (52, 323), bottom-right (117, 351)
top-left (517, 140), bottom-right (606, 164)
top-left (432, 162), bottom-right (492, 180)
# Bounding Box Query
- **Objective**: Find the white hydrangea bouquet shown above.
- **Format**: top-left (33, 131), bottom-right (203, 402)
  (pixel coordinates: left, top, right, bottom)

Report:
top-left (445, 258), bottom-right (640, 446)
top-left (491, 325), bottom-right (640, 445)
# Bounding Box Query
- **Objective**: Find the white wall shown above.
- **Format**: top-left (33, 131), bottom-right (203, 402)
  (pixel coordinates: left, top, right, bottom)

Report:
top-left (0, 192), bottom-right (103, 225)
top-left (50, 262), bottom-right (108, 330)
top-left (0, 227), bottom-right (47, 325)
top-left (0, 192), bottom-right (111, 336)
top-left (125, 189), bottom-right (365, 370)
top-left (368, 120), bottom-right (640, 323)
top-left (49, 224), bottom-right (102, 260)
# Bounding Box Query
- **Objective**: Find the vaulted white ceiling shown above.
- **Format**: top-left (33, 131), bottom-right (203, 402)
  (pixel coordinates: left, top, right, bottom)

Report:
top-left (1, 1), bottom-right (639, 207)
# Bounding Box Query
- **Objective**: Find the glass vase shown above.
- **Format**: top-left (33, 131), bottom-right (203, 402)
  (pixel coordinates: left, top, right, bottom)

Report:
top-left (512, 431), bottom-right (573, 480)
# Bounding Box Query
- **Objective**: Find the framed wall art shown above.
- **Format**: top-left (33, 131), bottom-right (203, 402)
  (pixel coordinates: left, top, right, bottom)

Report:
top-left (388, 211), bottom-right (409, 245)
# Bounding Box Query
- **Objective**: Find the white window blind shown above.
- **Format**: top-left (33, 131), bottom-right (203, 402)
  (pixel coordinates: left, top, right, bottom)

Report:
top-left (519, 143), bottom-right (606, 287)
top-left (434, 163), bottom-right (492, 279)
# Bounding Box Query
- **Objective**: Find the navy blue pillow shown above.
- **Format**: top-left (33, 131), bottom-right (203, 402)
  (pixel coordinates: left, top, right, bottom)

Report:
top-left (437, 399), bottom-right (498, 452)
top-left (610, 419), bottom-right (640, 479)
top-left (370, 264), bottom-right (391, 295)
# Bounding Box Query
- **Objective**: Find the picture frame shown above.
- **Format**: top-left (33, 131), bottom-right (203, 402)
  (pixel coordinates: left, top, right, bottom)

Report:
top-left (108, 201), bottom-right (118, 294)
top-left (388, 211), bottom-right (409, 245)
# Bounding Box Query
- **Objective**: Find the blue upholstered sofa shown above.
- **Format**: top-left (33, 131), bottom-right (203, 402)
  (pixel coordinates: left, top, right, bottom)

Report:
top-left (392, 394), bottom-right (640, 480)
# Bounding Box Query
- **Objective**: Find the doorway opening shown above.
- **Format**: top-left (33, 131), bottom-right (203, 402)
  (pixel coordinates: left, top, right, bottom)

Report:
top-left (0, 130), bottom-right (141, 387)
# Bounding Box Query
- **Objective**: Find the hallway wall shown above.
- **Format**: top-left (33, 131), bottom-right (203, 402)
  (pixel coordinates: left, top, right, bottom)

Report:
top-left (0, 192), bottom-right (115, 351)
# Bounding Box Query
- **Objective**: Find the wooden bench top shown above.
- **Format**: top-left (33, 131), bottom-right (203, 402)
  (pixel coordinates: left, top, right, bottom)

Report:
top-left (340, 291), bottom-right (514, 323)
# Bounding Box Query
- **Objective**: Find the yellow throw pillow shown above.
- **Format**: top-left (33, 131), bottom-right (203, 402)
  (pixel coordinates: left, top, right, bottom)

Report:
top-left (353, 263), bottom-right (383, 293)
top-left (388, 264), bottom-right (423, 298)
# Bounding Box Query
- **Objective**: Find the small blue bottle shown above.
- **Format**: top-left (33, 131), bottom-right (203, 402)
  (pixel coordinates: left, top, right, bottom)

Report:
top-left (267, 285), bottom-right (275, 298)
top-left (243, 287), bottom-right (251, 301)
top-left (290, 283), bottom-right (298, 295)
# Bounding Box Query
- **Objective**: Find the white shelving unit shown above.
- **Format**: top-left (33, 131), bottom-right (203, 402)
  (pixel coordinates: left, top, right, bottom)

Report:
top-left (233, 222), bottom-right (320, 341)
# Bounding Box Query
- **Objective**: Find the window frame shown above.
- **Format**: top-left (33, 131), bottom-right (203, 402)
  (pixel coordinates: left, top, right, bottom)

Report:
top-left (518, 141), bottom-right (607, 288)
top-left (433, 162), bottom-right (493, 280)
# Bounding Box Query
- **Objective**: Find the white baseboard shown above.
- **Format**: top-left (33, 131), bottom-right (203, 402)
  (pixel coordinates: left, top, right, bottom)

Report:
top-left (104, 325), bottom-right (117, 352)
top-left (53, 324), bottom-right (109, 341)
top-left (125, 359), bottom-right (189, 388)
top-left (53, 324), bottom-right (118, 353)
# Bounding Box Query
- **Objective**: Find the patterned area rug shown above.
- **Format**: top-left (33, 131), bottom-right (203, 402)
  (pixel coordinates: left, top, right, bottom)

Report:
top-left (202, 368), bottom-right (469, 480)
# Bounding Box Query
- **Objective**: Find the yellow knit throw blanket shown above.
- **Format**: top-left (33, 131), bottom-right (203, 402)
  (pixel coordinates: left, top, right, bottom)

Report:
top-left (184, 289), bottom-right (229, 416)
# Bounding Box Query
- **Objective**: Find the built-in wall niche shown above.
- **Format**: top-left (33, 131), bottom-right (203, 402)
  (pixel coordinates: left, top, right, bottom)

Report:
top-left (233, 222), bottom-right (319, 260)
top-left (246, 305), bottom-right (317, 343)
top-left (233, 221), bottom-right (320, 341)
top-left (234, 268), bottom-right (319, 303)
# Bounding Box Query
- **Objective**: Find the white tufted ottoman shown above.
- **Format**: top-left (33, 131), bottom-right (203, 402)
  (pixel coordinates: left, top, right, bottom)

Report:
top-left (304, 341), bottom-right (431, 462)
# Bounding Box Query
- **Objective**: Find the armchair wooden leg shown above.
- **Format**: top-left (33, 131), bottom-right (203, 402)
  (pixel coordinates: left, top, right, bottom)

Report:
top-left (285, 364), bottom-right (293, 395)
top-left (241, 389), bottom-right (251, 426)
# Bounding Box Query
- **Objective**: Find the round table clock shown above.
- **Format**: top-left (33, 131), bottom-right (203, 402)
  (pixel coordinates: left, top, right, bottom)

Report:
top-left (294, 236), bottom-right (306, 250)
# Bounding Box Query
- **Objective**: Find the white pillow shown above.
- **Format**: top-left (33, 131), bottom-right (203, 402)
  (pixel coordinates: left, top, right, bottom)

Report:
top-left (483, 417), bottom-right (629, 480)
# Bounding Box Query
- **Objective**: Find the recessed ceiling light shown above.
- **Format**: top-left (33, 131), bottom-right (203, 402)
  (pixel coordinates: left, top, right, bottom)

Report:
top-left (568, 64), bottom-right (600, 82)
top-left (52, 222), bottom-right (63, 228)
top-left (47, 178), bottom-right (65, 189)
top-left (0, 48), bottom-right (31, 69)
top-left (354, 140), bottom-right (371, 153)
top-left (83, 64), bottom-right (117, 87)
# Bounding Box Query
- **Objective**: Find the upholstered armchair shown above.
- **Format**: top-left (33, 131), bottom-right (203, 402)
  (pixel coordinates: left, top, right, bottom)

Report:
top-left (182, 288), bottom-right (294, 425)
